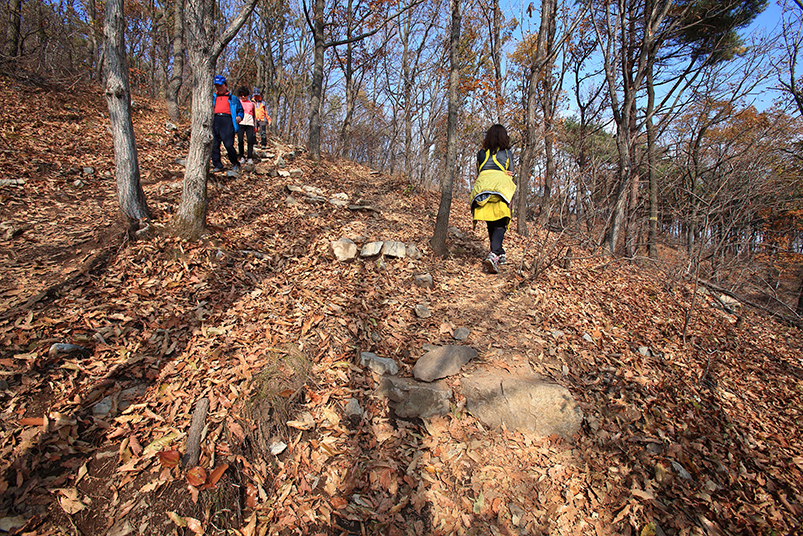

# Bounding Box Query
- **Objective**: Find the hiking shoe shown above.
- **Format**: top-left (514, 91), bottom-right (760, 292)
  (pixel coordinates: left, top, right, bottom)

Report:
top-left (483, 253), bottom-right (499, 274)
top-left (498, 253), bottom-right (506, 265)
top-left (232, 165), bottom-right (239, 173)
top-left (211, 166), bottom-right (224, 173)
top-left (240, 157), bottom-right (247, 164)
top-left (247, 158), bottom-right (253, 165)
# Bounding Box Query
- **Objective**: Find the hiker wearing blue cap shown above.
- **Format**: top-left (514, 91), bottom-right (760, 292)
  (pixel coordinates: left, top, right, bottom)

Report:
top-left (211, 75), bottom-right (244, 173)
top-left (253, 88), bottom-right (269, 148)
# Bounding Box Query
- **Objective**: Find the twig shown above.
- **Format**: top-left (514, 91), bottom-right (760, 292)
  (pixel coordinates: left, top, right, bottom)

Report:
top-left (183, 397), bottom-right (210, 468)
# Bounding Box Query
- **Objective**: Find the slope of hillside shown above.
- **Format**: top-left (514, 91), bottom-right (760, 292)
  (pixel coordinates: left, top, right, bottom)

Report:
top-left (1, 76), bottom-right (802, 535)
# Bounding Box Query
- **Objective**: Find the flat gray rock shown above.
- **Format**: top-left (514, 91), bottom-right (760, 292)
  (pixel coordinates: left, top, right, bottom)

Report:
top-left (330, 238), bottom-right (357, 261)
top-left (413, 345), bottom-right (478, 382)
top-left (361, 241), bottom-right (384, 257)
top-left (376, 376), bottom-right (452, 419)
top-left (381, 241), bottom-right (406, 258)
top-left (360, 352), bottom-right (399, 375)
top-left (461, 370), bottom-right (583, 438)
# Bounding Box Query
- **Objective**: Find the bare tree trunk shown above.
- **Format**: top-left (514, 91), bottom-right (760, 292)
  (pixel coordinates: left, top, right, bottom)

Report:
top-left (308, 0), bottom-right (325, 161)
top-left (646, 60), bottom-right (658, 258)
top-left (165, 0), bottom-right (185, 122)
top-left (169, 0), bottom-right (257, 239)
top-left (4, 0), bottom-right (22, 60)
top-left (103, 0), bottom-right (150, 235)
top-left (430, 0), bottom-right (460, 256)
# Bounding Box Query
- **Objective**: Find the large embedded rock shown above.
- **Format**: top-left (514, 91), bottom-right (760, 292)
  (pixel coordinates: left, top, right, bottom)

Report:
top-left (376, 376), bottom-right (452, 419)
top-left (461, 370), bottom-right (583, 438)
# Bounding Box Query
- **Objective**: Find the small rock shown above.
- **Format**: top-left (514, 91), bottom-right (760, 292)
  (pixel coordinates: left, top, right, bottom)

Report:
top-left (453, 327), bottom-right (470, 341)
top-left (93, 396), bottom-right (114, 417)
top-left (582, 332), bottom-right (595, 343)
top-left (330, 238), bottom-right (358, 261)
top-left (289, 168), bottom-right (303, 178)
top-left (287, 184), bottom-right (304, 193)
top-left (344, 398), bottom-right (363, 422)
top-left (332, 192), bottom-right (349, 200)
top-left (414, 304), bottom-right (431, 318)
top-left (413, 273), bottom-right (433, 288)
top-left (165, 121), bottom-right (178, 131)
top-left (328, 198), bottom-right (349, 207)
top-left (285, 195), bottom-right (298, 205)
top-left (270, 441), bottom-right (287, 455)
top-left (406, 244), bottom-right (422, 260)
top-left (550, 329), bottom-right (565, 339)
top-left (276, 156), bottom-right (286, 168)
top-left (381, 241), bottom-right (406, 258)
top-left (376, 376), bottom-right (452, 419)
top-left (638, 346), bottom-right (651, 357)
top-left (73, 179), bottom-right (84, 188)
top-left (448, 226), bottom-right (466, 239)
top-left (83, 167), bottom-right (95, 175)
top-left (361, 241), bottom-right (383, 257)
top-left (672, 461), bottom-right (693, 481)
top-left (413, 345), bottom-right (478, 382)
top-left (360, 352), bottom-right (399, 376)
top-left (278, 170), bottom-right (290, 178)
top-left (303, 185), bottom-right (324, 195)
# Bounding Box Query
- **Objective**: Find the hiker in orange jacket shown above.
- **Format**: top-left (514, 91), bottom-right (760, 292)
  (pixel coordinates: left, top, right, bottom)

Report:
top-left (253, 89), bottom-right (270, 148)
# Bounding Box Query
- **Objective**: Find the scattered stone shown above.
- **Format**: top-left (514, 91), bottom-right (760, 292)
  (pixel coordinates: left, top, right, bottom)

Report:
top-left (638, 346), bottom-right (651, 357)
top-left (330, 239), bottom-right (358, 261)
top-left (304, 195), bottom-right (327, 204)
top-left (361, 241), bottom-right (383, 257)
top-left (83, 167), bottom-right (95, 175)
top-left (285, 195), bottom-right (298, 205)
top-left (582, 332), bottom-right (595, 343)
top-left (165, 121), bottom-right (178, 131)
top-left (413, 345), bottom-right (478, 383)
top-left (348, 204), bottom-right (380, 213)
top-left (413, 273), bottom-right (433, 288)
top-left (278, 170), bottom-right (290, 178)
top-left (461, 369), bottom-right (584, 438)
top-left (453, 327), bottom-right (470, 341)
top-left (303, 185), bottom-right (324, 195)
top-left (550, 329), bottom-right (565, 339)
top-left (382, 241), bottom-right (406, 258)
top-left (287, 184), bottom-right (304, 193)
top-left (332, 192), bottom-right (349, 200)
top-left (329, 198), bottom-right (349, 207)
top-left (289, 168), bottom-right (303, 178)
top-left (0, 178), bottom-right (25, 187)
top-left (672, 461), bottom-right (693, 481)
top-left (93, 396), bottom-right (114, 417)
top-left (269, 440), bottom-right (287, 455)
top-left (360, 352), bottom-right (399, 375)
top-left (376, 376), bottom-right (452, 419)
top-left (276, 156), bottom-right (286, 168)
top-left (414, 304), bottom-right (431, 318)
top-left (406, 244), bottom-right (422, 260)
top-left (344, 398), bottom-right (363, 422)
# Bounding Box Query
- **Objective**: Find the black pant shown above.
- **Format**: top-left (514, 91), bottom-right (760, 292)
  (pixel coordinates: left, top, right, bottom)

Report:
top-left (487, 218), bottom-right (507, 256)
top-left (257, 120), bottom-right (268, 147)
top-left (238, 125), bottom-right (255, 160)
top-left (212, 115), bottom-right (238, 168)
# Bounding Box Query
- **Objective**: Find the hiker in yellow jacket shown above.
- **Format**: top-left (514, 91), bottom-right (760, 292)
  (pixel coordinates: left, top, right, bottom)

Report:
top-left (470, 124), bottom-right (516, 274)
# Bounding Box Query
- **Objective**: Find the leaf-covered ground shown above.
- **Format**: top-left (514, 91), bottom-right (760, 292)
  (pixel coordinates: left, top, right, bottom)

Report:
top-left (1, 77), bottom-right (802, 536)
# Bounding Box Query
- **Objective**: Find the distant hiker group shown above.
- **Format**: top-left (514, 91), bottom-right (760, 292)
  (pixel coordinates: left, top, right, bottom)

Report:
top-left (211, 74), bottom-right (272, 174)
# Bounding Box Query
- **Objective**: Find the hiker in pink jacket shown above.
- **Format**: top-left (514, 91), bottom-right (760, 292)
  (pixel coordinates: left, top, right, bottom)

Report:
top-left (236, 86), bottom-right (256, 164)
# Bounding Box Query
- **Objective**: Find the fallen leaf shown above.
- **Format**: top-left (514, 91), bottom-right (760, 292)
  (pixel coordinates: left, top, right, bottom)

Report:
top-left (206, 464), bottom-right (229, 488)
top-left (158, 449), bottom-right (181, 468)
top-left (186, 466), bottom-right (207, 487)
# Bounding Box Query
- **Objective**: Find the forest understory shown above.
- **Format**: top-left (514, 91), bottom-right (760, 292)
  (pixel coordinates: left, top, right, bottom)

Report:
top-left (1, 77), bottom-right (803, 536)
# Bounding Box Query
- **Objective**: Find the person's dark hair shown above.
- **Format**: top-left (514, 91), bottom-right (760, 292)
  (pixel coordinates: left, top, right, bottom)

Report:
top-left (482, 124), bottom-right (510, 153)
top-left (236, 86), bottom-right (250, 98)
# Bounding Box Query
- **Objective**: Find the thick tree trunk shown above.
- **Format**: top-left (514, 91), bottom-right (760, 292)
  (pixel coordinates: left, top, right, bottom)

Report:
top-left (165, 0), bottom-right (185, 122)
top-left (104, 0), bottom-right (150, 235)
top-left (538, 70), bottom-right (555, 227)
top-left (430, 0), bottom-right (460, 256)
